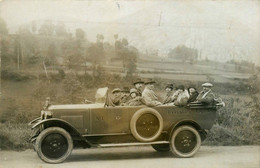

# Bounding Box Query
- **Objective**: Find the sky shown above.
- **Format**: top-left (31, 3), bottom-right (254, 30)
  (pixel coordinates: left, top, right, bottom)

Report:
top-left (0, 0), bottom-right (259, 64)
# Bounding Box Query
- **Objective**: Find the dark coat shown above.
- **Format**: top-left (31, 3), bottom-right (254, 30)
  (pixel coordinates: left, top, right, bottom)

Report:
top-left (119, 94), bottom-right (131, 105)
top-left (127, 96), bottom-right (144, 106)
top-left (196, 90), bottom-right (215, 105)
top-left (187, 91), bottom-right (199, 103)
top-left (131, 88), bottom-right (142, 97)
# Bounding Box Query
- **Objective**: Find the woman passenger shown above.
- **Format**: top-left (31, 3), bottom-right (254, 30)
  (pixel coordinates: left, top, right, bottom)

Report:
top-left (187, 86), bottom-right (199, 103)
top-left (163, 84), bottom-right (174, 104)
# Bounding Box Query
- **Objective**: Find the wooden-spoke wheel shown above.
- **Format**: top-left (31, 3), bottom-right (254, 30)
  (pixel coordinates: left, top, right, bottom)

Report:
top-left (170, 126), bottom-right (201, 158)
top-left (35, 127), bottom-right (73, 163)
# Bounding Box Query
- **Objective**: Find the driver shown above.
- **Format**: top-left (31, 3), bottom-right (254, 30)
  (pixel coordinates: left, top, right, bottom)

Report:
top-left (110, 88), bottom-right (122, 106)
top-left (119, 87), bottom-right (131, 105)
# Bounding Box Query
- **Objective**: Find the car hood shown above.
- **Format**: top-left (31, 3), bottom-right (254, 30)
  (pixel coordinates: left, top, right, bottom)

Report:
top-left (48, 103), bottom-right (105, 110)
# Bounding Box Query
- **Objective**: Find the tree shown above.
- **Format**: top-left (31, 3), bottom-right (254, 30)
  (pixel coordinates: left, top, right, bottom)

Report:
top-left (168, 45), bottom-right (198, 63)
top-left (114, 37), bottom-right (137, 77)
top-left (39, 21), bottom-right (55, 36)
top-left (86, 37), bottom-right (105, 77)
top-left (75, 28), bottom-right (85, 40)
top-left (55, 23), bottom-right (67, 37)
top-left (0, 17), bottom-right (8, 34)
top-left (0, 17), bottom-right (16, 69)
top-left (96, 34), bottom-right (104, 43)
top-left (62, 72), bottom-right (83, 103)
top-left (45, 43), bottom-right (58, 67)
top-left (62, 40), bottom-right (84, 70)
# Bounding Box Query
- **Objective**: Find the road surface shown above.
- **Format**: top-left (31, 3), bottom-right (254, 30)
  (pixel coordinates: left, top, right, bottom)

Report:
top-left (0, 146), bottom-right (259, 168)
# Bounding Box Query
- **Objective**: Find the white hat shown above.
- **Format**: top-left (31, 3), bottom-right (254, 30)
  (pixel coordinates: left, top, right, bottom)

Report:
top-left (202, 82), bottom-right (213, 87)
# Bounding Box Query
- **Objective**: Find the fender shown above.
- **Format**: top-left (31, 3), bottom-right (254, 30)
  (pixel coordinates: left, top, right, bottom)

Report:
top-left (32, 118), bottom-right (91, 147)
top-left (28, 117), bottom-right (41, 126)
top-left (169, 119), bottom-right (203, 138)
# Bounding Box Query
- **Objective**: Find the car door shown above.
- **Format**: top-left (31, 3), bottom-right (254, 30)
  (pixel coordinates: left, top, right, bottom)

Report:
top-left (89, 106), bottom-right (140, 135)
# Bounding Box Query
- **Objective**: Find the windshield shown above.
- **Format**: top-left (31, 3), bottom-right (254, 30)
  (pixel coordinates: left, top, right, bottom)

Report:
top-left (95, 87), bottom-right (108, 104)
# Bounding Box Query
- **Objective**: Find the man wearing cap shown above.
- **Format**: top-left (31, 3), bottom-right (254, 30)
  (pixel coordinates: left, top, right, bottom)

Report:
top-left (110, 88), bottom-right (122, 106)
top-left (132, 78), bottom-right (144, 97)
top-left (195, 82), bottom-right (215, 105)
top-left (142, 79), bottom-right (162, 107)
top-left (163, 84), bottom-right (174, 104)
top-left (119, 87), bottom-right (131, 105)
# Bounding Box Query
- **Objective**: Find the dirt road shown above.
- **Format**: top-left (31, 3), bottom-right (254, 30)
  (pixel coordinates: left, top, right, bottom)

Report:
top-left (0, 146), bottom-right (259, 168)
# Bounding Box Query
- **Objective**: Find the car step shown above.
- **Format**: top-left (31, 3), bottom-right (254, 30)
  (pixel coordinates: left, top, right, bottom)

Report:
top-left (99, 141), bottom-right (169, 148)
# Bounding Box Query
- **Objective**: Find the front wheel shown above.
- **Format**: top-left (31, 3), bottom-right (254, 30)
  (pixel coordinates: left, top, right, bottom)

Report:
top-left (170, 125), bottom-right (201, 158)
top-left (35, 127), bottom-right (73, 163)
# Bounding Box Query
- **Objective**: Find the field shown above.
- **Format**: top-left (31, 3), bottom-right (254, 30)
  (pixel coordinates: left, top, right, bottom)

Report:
top-left (0, 59), bottom-right (259, 150)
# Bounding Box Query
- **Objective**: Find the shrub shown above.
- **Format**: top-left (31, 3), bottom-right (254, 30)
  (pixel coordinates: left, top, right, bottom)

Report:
top-left (1, 69), bottom-right (36, 81)
top-left (0, 123), bottom-right (32, 150)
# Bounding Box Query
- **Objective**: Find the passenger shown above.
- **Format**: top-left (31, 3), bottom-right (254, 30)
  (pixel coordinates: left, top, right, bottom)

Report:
top-left (132, 78), bottom-right (144, 97)
top-left (173, 85), bottom-right (190, 106)
top-left (127, 88), bottom-right (144, 106)
top-left (195, 83), bottom-right (215, 105)
top-left (119, 87), bottom-right (131, 105)
top-left (187, 86), bottom-right (199, 103)
top-left (110, 88), bottom-right (122, 106)
top-left (170, 85), bottom-right (180, 102)
top-left (142, 79), bottom-right (162, 107)
top-left (163, 84), bottom-right (174, 104)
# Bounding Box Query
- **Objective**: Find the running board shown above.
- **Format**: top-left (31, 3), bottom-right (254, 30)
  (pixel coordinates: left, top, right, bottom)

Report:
top-left (99, 141), bottom-right (169, 148)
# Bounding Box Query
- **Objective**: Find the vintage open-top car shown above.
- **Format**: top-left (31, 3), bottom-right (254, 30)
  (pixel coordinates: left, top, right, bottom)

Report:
top-left (29, 87), bottom-right (220, 163)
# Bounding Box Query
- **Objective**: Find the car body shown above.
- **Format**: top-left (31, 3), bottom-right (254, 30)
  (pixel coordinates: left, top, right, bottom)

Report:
top-left (29, 87), bottom-right (219, 163)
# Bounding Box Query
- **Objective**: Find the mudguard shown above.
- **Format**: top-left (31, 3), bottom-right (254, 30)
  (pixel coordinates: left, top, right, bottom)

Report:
top-left (31, 118), bottom-right (91, 147)
top-left (169, 119), bottom-right (203, 138)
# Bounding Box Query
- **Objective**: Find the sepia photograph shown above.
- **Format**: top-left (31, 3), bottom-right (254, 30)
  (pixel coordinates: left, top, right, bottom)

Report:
top-left (0, 0), bottom-right (259, 167)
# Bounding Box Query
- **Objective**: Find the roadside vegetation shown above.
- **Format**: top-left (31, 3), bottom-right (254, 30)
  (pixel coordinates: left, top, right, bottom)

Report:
top-left (0, 70), bottom-right (259, 150)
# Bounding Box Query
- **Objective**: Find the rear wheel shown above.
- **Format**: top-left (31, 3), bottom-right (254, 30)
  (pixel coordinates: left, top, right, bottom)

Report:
top-left (170, 125), bottom-right (201, 158)
top-left (35, 127), bottom-right (73, 163)
top-left (151, 144), bottom-right (170, 152)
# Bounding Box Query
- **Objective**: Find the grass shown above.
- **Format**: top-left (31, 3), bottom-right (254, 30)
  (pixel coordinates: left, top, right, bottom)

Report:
top-left (0, 123), bottom-right (32, 150)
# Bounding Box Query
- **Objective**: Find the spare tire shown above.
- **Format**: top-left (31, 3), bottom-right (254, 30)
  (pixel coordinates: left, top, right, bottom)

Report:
top-left (130, 108), bottom-right (163, 142)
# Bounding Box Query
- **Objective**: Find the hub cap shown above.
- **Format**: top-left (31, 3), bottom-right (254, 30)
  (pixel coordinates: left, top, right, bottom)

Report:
top-left (174, 130), bottom-right (197, 153)
top-left (136, 113), bottom-right (159, 138)
top-left (41, 133), bottom-right (68, 159)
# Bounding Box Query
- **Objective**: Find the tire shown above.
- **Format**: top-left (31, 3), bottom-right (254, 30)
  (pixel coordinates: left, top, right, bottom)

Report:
top-left (35, 127), bottom-right (73, 164)
top-left (130, 108), bottom-right (163, 142)
top-left (170, 125), bottom-right (201, 158)
top-left (151, 144), bottom-right (170, 152)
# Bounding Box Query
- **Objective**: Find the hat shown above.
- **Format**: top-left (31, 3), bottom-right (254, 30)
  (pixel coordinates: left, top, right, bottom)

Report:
top-left (165, 84), bottom-right (174, 90)
top-left (144, 79), bottom-right (156, 85)
top-left (130, 88), bottom-right (138, 94)
top-left (202, 82), bottom-right (213, 87)
top-left (121, 87), bottom-right (130, 93)
top-left (112, 88), bottom-right (121, 94)
top-left (133, 78), bottom-right (144, 85)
